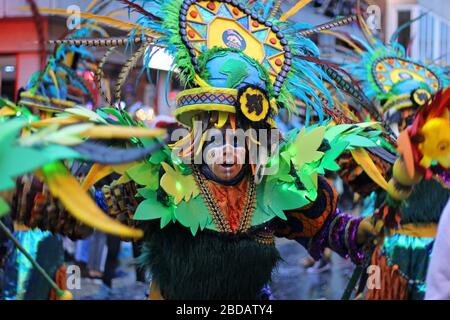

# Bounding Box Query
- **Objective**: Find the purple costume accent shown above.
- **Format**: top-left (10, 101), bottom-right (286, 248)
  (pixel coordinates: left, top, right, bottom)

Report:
top-left (345, 217), bottom-right (365, 264)
top-left (274, 176), bottom-right (365, 265)
top-left (308, 208), bottom-right (364, 265)
top-left (434, 167), bottom-right (450, 187)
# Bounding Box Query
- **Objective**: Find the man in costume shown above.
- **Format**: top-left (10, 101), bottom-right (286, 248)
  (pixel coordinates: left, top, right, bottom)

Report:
top-left (0, 0), bottom-right (394, 300)
top-left (340, 17), bottom-right (450, 300)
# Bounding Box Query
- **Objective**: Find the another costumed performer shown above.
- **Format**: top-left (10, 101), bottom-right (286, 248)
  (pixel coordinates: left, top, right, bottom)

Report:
top-left (342, 16), bottom-right (450, 300)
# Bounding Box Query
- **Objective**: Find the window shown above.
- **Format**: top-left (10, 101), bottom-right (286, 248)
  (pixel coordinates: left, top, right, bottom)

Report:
top-left (419, 10), bottom-right (427, 60)
top-left (440, 22), bottom-right (449, 64)
top-left (0, 55), bottom-right (17, 100)
top-left (397, 10), bottom-right (412, 51)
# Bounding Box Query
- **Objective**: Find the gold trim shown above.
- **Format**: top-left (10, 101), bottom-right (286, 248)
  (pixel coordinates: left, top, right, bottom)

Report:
top-left (393, 223), bottom-right (437, 238)
top-left (174, 104), bottom-right (236, 116)
top-left (382, 94), bottom-right (413, 112)
top-left (192, 166), bottom-right (256, 233)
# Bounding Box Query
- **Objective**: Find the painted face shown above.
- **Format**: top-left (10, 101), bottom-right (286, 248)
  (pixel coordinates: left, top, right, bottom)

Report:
top-left (203, 125), bottom-right (246, 182)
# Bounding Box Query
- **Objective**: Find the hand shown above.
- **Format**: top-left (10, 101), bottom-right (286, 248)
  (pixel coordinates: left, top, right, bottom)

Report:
top-left (356, 216), bottom-right (384, 245)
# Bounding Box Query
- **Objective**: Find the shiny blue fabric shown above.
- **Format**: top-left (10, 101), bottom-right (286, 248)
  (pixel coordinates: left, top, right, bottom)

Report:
top-left (2, 230), bottom-right (63, 300)
top-left (382, 233), bottom-right (434, 299)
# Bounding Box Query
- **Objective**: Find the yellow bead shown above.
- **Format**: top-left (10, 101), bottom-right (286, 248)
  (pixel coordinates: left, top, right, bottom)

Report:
top-left (57, 290), bottom-right (74, 300)
top-left (387, 179), bottom-right (412, 201)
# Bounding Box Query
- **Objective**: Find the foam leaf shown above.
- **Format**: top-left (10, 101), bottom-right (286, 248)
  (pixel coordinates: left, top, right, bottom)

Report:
top-left (291, 127), bottom-right (325, 169)
top-left (160, 162), bottom-right (199, 205)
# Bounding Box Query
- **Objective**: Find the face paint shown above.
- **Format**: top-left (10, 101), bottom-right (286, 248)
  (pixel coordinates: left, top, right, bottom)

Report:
top-left (202, 127), bottom-right (247, 182)
top-left (204, 144), bottom-right (246, 165)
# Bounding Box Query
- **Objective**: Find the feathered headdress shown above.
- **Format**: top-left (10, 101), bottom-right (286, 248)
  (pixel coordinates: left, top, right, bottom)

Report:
top-left (42, 0), bottom-right (364, 127)
top-left (343, 14), bottom-right (449, 119)
top-left (20, 14), bottom-right (104, 112)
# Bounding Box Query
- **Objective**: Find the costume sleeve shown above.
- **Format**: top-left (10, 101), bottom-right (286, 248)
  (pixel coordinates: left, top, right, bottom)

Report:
top-left (274, 176), bottom-right (365, 265)
top-left (98, 181), bottom-right (140, 226)
top-left (10, 175), bottom-right (92, 239)
top-left (9, 174), bottom-right (141, 237)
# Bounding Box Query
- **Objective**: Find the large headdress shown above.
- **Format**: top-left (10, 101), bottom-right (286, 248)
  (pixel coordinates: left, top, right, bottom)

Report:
top-left (343, 16), bottom-right (449, 129)
top-left (19, 18), bottom-right (103, 113)
top-left (138, 0), bottom-right (339, 128)
top-left (42, 0), bottom-right (365, 127)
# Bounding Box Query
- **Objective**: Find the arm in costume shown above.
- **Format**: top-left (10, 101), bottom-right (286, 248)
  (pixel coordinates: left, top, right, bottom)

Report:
top-left (274, 176), bottom-right (364, 265)
top-left (10, 175), bottom-right (93, 240)
top-left (99, 180), bottom-right (140, 227)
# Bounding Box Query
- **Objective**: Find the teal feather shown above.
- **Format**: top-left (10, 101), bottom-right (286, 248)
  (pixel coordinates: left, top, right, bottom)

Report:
top-left (390, 12), bottom-right (428, 45)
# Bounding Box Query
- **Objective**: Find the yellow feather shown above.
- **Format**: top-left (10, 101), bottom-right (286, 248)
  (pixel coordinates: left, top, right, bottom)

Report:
top-left (111, 162), bottom-right (139, 175)
top-left (80, 125), bottom-right (166, 139)
top-left (0, 107), bottom-right (16, 117)
top-left (86, 0), bottom-right (100, 12)
top-left (351, 148), bottom-right (389, 191)
top-left (47, 69), bottom-right (60, 97)
top-left (280, 0), bottom-right (312, 22)
top-left (31, 116), bottom-right (82, 128)
top-left (321, 30), bottom-right (363, 54)
top-left (43, 162), bottom-right (143, 239)
top-left (106, 9), bottom-right (129, 18)
top-left (81, 163), bottom-right (114, 191)
top-left (20, 92), bottom-right (75, 108)
top-left (357, 14), bottom-right (376, 45)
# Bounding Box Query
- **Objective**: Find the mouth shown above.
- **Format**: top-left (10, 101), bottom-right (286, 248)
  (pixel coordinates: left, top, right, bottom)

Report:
top-left (220, 163), bottom-right (235, 168)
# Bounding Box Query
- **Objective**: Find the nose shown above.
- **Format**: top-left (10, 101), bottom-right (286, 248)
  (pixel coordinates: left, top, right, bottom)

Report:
top-left (223, 144), bottom-right (234, 155)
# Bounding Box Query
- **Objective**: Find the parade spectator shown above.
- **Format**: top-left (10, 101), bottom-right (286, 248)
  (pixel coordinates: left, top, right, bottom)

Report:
top-left (425, 198), bottom-right (450, 299)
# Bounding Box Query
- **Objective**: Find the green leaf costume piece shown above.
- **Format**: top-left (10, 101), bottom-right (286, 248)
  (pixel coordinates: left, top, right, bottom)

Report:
top-left (126, 162), bottom-right (160, 190)
top-left (128, 123), bottom-right (383, 237)
top-left (0, 118), bottom-right (82, 191)
top-left (174, 197), bottom-right (215, 236)
top-left (0, 198), bottom-right (10, 217)
top-left (160, 162), bottom-right (199, 205)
